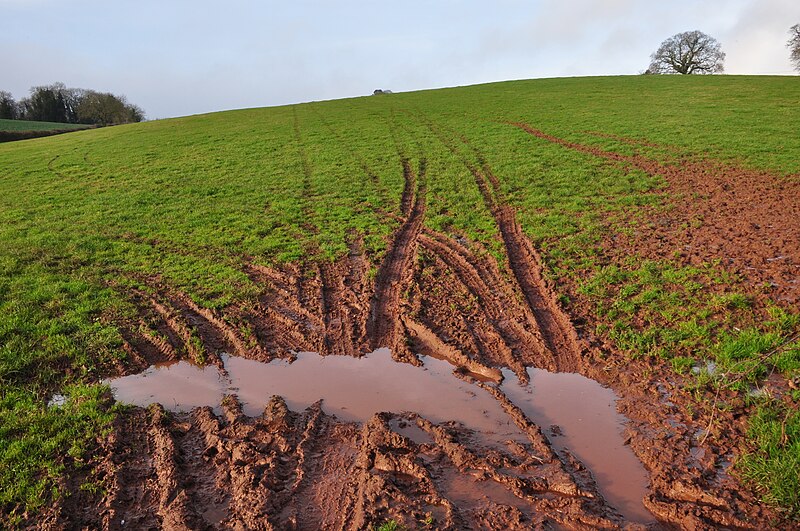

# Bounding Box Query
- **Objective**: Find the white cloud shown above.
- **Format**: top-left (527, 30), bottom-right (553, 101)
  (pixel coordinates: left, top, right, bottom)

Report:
top-left (721, 0), bottom-right (800, 74)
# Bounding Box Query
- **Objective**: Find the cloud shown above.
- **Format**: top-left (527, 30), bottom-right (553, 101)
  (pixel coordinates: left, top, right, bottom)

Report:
top-left (721, 0), bottom-right (800, 74)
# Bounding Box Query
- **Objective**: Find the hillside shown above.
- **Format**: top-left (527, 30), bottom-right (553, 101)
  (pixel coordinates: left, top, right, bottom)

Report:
top-left (0, 75), bottom-right (798, 528)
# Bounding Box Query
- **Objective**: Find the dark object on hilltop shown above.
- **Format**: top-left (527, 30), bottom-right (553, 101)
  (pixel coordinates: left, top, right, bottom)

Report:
top-left (373, 89), bottom-right (393, 95)
top-left (648, 31), bottom-right (725, 74)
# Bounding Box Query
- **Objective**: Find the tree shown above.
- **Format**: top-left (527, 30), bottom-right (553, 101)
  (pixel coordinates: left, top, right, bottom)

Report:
top-left (13, 83), bottom-right (144, 125)
top-left (648, 31), bottom-right (725, 75)
top-left (75, 90), bottom-right (144, 125)
top-left (19, 83), bottom-right (79, 122)
top-left (0, 91), bottom-right (16, 119)
top-left (789, 24), bottom-right (800, 73)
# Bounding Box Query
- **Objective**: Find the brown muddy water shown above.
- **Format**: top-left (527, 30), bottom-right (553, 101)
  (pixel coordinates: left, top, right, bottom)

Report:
top-left (105, 348), bottom-right (652, 523)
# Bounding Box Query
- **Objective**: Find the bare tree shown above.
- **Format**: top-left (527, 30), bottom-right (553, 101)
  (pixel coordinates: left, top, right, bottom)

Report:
top-left (648, 31), bottom-right (725, 74)
top-left (789, 24), bottom-right (800, 72)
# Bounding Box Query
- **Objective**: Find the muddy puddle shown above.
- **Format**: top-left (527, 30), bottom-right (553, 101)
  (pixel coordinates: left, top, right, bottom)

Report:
top-left (106, 349), bottom-right (652, 523)
top-left (503, 368), bottom-right (651, 523)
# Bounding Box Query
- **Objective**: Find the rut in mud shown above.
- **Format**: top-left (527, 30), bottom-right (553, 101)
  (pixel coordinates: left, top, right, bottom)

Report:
top-left (86, 390), bottom-right (629, 530)
top-left (367, 159), bottom-right (427, 358)
top-left (422, 116), bottom-right (585, 373)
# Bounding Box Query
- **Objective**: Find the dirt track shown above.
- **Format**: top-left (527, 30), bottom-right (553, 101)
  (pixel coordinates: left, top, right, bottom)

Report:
top-left (39, 122), bottom-right (796, 530)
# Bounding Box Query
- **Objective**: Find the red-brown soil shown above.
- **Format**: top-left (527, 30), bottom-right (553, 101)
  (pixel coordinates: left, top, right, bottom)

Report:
top-left (514, 123), bottom-right (800, 305)
top-left (35, 123), bottom-right (797, 530)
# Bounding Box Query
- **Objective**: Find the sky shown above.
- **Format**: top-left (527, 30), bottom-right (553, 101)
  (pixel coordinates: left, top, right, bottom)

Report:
top-left (2, 0), bottom-right (798, 119)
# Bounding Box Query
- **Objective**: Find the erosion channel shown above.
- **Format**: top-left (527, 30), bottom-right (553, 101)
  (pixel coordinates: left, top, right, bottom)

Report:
top-left (106, 347), bottom-right (653, 524)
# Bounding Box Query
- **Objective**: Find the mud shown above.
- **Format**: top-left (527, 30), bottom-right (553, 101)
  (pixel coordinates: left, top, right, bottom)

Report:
top-left (502, 368), bottom-right (651, 523)
top-left (40, 121), bottom-right (793, 529)
top-left (106, 349), bottom-right (652, 526)
top-left (514, 122), bottom-right (800, 304)
top-left (367, 160), bottom-right (426, 357)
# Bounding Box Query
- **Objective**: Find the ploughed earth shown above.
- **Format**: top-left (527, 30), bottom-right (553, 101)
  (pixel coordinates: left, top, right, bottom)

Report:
top-left (47, 126), bottom-right (798, 529)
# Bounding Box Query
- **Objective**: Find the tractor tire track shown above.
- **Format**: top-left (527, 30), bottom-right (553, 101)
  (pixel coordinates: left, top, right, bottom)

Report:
top-left (402, 317), bottom-right (503, 382)
top-left (119, 324), bottom-right (178, 371)
top-left (419, 115), bottom-right (583, 371)
top-left (169, 410), bottom-right (230, 530)
top-left (367, 160), bottom-right (427, 356)
top-left (245, 264), bottom-right (325, 329)
top-left (419, 229), bottom-right (555, 361)
top-left (148, 405), bottom-right (207, 529)
top-left (399, 158), bottom-right (416, 217)
top-left (170, 291), bottom-right (259, 359)
top-left (320, 261), bottom-right (357, 357)
top-left (144, 295), bottom-right (211, 366)
top-left (102, 409), bottom-right (161, 529)
top-left (493, 206), bottom-right (583, 372)
top-left (418, 233), bottom-right (556, 373)
top-left (125, 283), bottom-right (263, 368)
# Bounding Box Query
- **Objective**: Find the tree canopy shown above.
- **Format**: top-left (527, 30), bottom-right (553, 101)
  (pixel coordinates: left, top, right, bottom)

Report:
top-left (647, 31), bottom-right (725, 75)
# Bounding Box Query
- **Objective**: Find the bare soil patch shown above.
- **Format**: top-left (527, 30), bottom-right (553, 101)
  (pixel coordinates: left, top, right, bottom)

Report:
top-left (514, 122), bottom-right (800, 305)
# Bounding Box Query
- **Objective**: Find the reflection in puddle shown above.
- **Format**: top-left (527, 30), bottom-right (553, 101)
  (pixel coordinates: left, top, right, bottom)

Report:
top-left (441, 471), bottom-right (529, 510)
top-left (105, 348), bottom-right (651, 523)
top-left (388, 416), bottom-right (435, 446)
top-left (503, 368), bottom-right (651, 523)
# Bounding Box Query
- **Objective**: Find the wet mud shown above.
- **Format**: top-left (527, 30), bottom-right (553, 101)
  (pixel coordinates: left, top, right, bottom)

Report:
top-left (105, 349), bottom-right (651, 528)
top-left (40, 121), bottom-right (793, 529)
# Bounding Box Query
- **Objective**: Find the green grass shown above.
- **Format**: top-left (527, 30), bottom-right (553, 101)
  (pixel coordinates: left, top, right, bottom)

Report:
top-left (0, 119), bottom-right (91, 132)
top-left (0, 255), bottom-right (122, 523)
top-left (374, 520), bottom-right (406, 531)
top-left (739, 401), bottom-right (800, 518)
top-left (0, 75), bottom-right (799, 521)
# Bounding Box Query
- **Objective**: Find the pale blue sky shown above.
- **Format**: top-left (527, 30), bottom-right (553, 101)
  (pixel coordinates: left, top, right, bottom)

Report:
top-left (2, 0), bottom-right (798, 118)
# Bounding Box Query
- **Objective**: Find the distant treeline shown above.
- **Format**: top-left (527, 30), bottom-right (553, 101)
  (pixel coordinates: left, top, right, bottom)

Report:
top-left (0, 83), bottom-right (144, 126)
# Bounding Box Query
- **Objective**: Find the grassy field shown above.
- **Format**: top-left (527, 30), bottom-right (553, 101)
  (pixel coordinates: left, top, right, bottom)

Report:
top-left (0, 119), bottom-right (91, 132)
top-left (0, 75), bottom-right (798, 522)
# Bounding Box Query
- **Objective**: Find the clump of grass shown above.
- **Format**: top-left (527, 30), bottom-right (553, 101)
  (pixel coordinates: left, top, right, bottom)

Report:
top-left (739, 400), bottom-right (800, 517)
top-left (374, 520), bottom-right (406, 531)
top-left (713, 329), bottom-right (783, 390)
top-left (671, 356), bottom-right (695, 374)
top-left (187, 329), bottom-right (207, 365)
